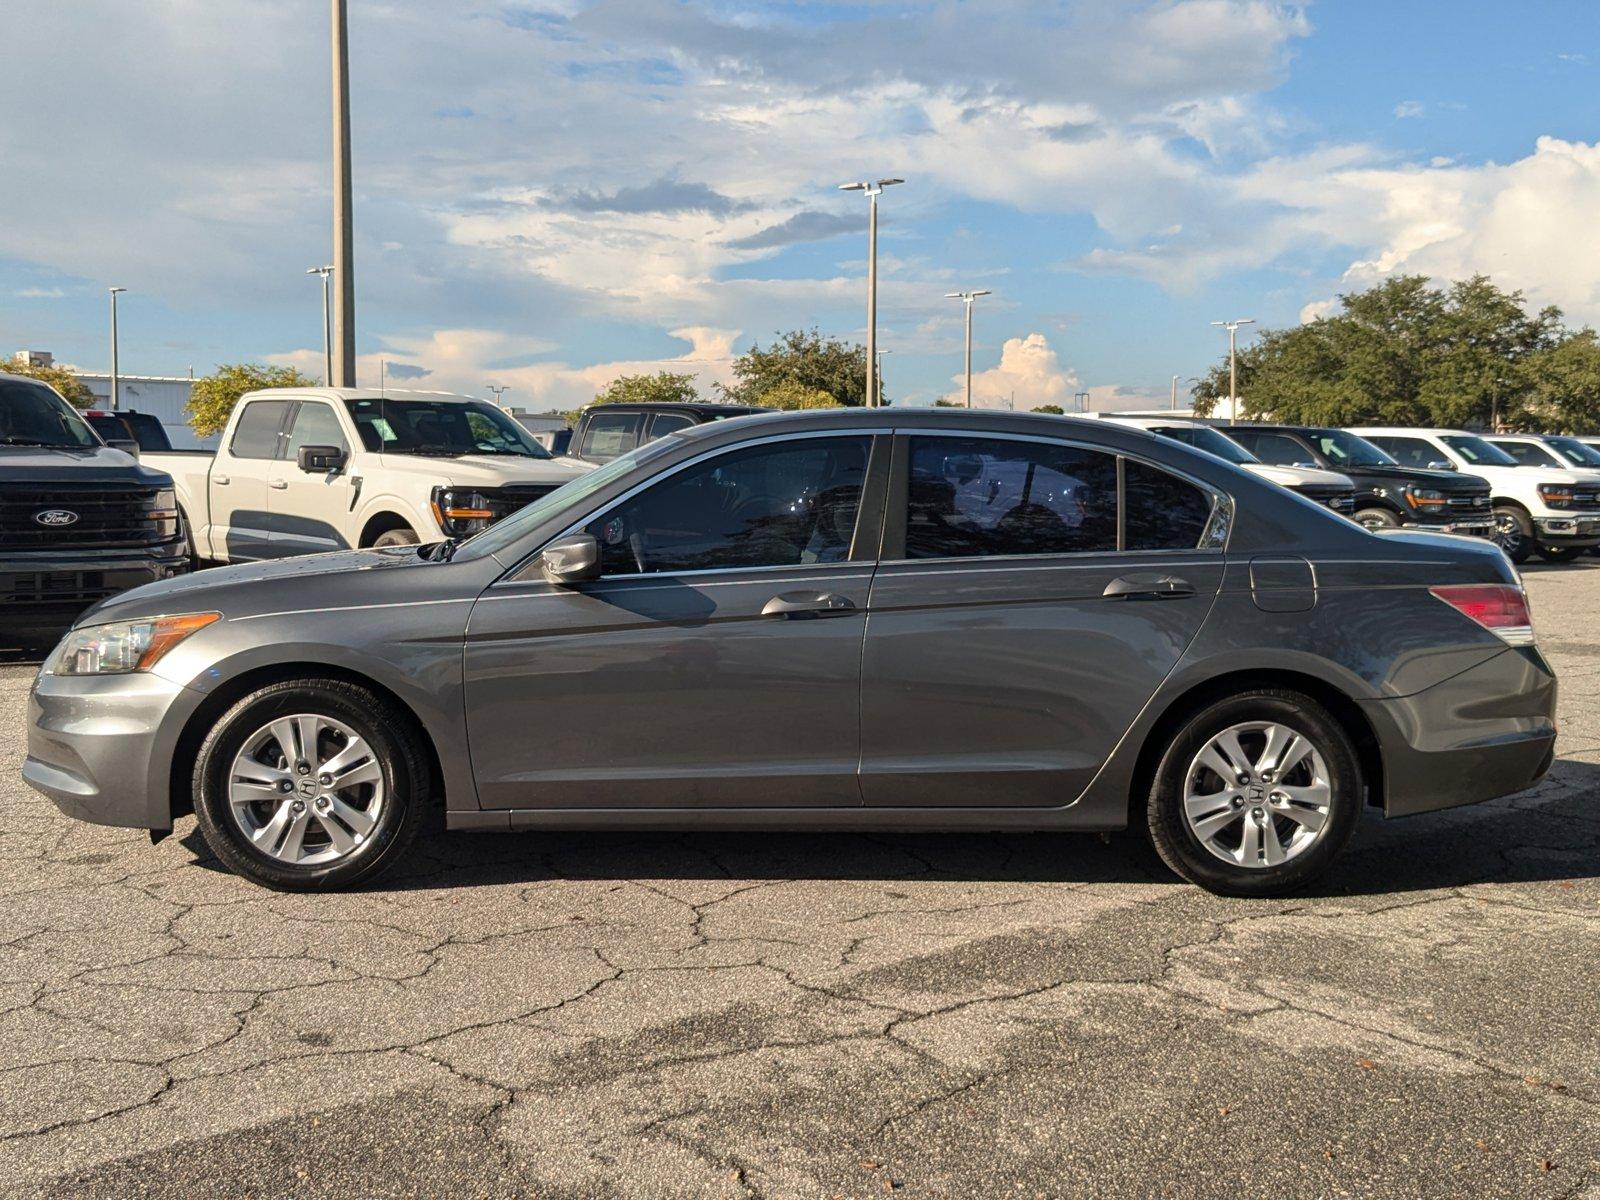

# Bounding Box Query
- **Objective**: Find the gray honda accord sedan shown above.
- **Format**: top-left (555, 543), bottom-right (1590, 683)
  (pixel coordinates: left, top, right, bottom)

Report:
top-left (23, 408), bottom-right (1556, 896)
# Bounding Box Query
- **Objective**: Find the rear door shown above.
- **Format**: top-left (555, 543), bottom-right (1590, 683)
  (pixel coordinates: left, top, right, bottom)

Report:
top-left (859, 432), bottom-right (1228, 807)
top-left (210, 399), bottom-right (291, 561)
top-left (268, 399), bottom-right (355, 556)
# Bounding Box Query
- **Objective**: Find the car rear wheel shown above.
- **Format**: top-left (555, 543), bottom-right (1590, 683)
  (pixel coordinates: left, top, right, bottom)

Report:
top-left (192, 679), bottom-right (428, 891)
top-left (1492, 507), bottom-right (1532, 563)
top-left (1146, 689), bottom-right (1362, 897)
top-left (1354, 507), bottom-right (1401, 531)
top-left (1536, 544), bottom-right (1588, 563)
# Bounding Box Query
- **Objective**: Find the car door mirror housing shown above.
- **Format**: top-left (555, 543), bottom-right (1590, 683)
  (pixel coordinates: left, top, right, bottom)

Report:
top-left (1429, 460), bottom-right (1456, 471)
top-left (297, 444), bottom-right (346, 472)
top-left (541, 534), bottom-right (601, 584)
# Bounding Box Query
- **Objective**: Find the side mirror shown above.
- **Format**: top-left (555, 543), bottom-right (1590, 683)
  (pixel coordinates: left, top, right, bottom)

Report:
top-left (540, 534), bottom-right (601, 584)
top-left (1428, 460), bottom-right (1456, 471)
top-left (297, 444), bottom-right (346, 473)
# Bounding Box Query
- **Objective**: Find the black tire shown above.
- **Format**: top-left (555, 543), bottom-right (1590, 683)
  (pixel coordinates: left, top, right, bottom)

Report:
top-left (1536, 544), bottom-right (1587, 563)
top-left (1354, 507), bottom-right (1401, 531)
top-left (1145, 688), bottom-right (1362, 898)
top-left (1492, 505), bottom-right (1533, 564)
top-left (192, 678), bottom-right (429, 891)
top-left (372, 527), bottom-right (420, 548)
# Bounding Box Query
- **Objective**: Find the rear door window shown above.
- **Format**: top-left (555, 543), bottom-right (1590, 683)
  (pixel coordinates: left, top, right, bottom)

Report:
top-left (228, 400), bottom-right (292, 459)
top-left (1123, 460), bottom-right (1215, 551)
top-left (648, 412), bottom-right (696, 440)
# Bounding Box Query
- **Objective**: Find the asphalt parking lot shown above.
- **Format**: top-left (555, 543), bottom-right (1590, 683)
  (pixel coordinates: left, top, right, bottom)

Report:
top-left (3, 565), bottom-right (1599, 1200)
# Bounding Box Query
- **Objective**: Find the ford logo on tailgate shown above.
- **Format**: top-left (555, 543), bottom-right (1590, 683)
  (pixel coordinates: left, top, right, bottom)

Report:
top-left (34, 510), bottom-right (80, 527)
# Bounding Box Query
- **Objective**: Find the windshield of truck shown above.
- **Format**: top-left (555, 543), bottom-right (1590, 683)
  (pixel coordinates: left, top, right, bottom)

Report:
top-left (0, 377), bottom-right (101, 448)
top-left (1546, 436), bottom-right (1600, 468)
top-left (1150, 425), bottom-right (1258, 466)
top-left (345, 397), bottom-right (552, 458)
top-left (1440, 435), bottom-right (1518, 467)
top-left (1309, 428), bottom-right (1396, 468)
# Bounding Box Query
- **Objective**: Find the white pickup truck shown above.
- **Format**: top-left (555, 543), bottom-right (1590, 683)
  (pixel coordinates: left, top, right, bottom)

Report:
top-left (144, 388), bottom-right (591, 562)
top-left (1353, 426), bottom-right (1600, 563)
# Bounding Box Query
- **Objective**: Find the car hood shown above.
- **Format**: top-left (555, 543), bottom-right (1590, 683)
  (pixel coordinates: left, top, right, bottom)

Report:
top-left (1343, 464), bottom-right (1490, 491)
top-left (0, 443), bottom-right (170, 485)
top-left (1469, 463), bottom-right (1597, 485)
top-left (374, 452), bottom-right (592, 486)
top-left (1241, 463), bottom-right (1353, 489)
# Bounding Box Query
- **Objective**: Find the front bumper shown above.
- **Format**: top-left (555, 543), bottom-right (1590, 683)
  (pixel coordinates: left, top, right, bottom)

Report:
top-left (1363, 646), bottom-right (1558, 818)
top-left (1, 542), bottom-right (189, 633)
top-left (21, 668), bottom-right (204, 831)
top-left (1403, 518), bottom-right (1495, 538)
top-left (1533, 513), bottom-right (1600, 545)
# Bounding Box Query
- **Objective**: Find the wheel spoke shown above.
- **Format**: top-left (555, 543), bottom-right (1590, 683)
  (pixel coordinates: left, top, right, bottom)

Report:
top-left (1213, 729), bottom-right (1253, 779)
top-left (320, 735), bottom-right (372, 778)
top-left (249, 801), bottom-right (293, 851)
top-left (1196, 745), bottom-right (1241, 787)
top-left (331, 760), bottom-right (382, 791)
top-left (1277, 785), bottom-right (1330, 831)
top-left (277, 807), bottom-right (311, 861)
top-left (1189, 804), bottom-right (1239, 843)
top-left (1259, 725), bottom-right (1310, 777)
top-left (231, 779), bottom-right (286, 805)
top-left (1259, 817), bottom-right (1287, 866)
top-left (1237, 814), bottom-right (1263, 864)
top-left (268, 718), bottom-right (304, 766)
top-left (295, 715), bottom-right (323, 767)
top-left (313, 808), bottom-right (358, 855)
top-left (232, 758), bottom-right (289, 787)
top-left (326, 793), bottom-right (377, 838)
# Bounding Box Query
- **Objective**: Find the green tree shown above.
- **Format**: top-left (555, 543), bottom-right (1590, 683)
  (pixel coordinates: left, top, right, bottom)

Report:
top-left (0, 360), bottom-right (94, 407)
top-left (719, 328), bottom-right (873, 407)
top-left (1526, 330), bottom-right (1600, 432)
top-left (591, 371), bottom-right (700, 407)
top-left (749, 379), bottom-right (842, 410)
top-left (1031, 403), bottom-right (1065, 415)
top-left (186, 363), bottom-right (316, 438)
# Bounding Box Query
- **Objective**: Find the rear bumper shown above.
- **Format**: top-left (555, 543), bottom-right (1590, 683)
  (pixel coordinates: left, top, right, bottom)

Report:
top-left (21, 669), bottom-right (202, 831)
top-left (1, 542), bottom-right (189, 632)
top-left (1363, 647), bottom-right (1558, 818)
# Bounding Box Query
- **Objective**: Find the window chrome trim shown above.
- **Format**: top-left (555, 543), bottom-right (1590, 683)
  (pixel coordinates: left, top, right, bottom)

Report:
top-left (504, 427), bottom-right (893, 584)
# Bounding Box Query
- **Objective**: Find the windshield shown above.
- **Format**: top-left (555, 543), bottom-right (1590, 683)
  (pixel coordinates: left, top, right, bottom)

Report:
top-left (0, 377), bottom-right (101, 448)
top-left (1309, 429), bottom-right (1396, 467)
top-left (344, 397), bottom-right (551, 458)
top-left (455, 434), bottom-right (682, 562)
top-left (1151, 425), bottom-right (1258, 466)
top-left (1440, 435), bottom-right (1518, 467)
top-left (1546, 436), bottom-right (1600, 468)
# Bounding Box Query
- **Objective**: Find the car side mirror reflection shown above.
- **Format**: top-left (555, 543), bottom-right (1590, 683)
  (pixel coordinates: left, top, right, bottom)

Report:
top-left (297, 444), bottom-right (346, 473)
top-left (541, 534), bottom-right (601, 585)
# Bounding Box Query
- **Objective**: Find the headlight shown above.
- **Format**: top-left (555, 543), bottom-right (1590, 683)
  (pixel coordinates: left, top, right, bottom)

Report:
top-left (1405, 488), bottom-right (1446, 508)
top-left (430, 486), bottom-right (496, 536)
top-left (1538, 484), bottom-right (1574, 509)
top-left (53, 612), bottom-right (220, 676)
top-left (143, 487), bottom-right (180, 537)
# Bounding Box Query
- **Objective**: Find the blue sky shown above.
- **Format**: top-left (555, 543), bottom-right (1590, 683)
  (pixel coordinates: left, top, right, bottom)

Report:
top-left (3, 1), bottom-right (1597, 411)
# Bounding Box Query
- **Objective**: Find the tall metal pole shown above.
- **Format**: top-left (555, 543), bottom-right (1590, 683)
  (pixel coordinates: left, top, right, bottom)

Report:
top-left (1211, 318), bottom-right (1255, 423)
top-left (838, 179), bottom-right (902, 407)
top-left (108, 287), bottom-right (126, 410)
top-left (307, 266), bottom-right (333, 385)
top-left (1171, 374), bottom-right (1179, 410)
top-left (331, 0), bottom-right (356, 388)
top-left (945, 290), bottom-right (991, 409)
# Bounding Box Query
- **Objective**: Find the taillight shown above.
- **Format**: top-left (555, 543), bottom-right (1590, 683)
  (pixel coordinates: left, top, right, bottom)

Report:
top-left (1429, 584), bottom-right (1535, 646)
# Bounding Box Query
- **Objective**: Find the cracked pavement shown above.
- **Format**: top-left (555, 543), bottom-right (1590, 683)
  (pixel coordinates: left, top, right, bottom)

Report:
top-left (3, 564), bottom-right (1599, 1199)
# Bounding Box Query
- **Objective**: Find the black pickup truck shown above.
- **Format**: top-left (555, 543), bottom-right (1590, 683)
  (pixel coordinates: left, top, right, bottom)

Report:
top-left (569, 402), bottom-right (767, 463)
top-left (1226, 424), bottom-right (1496, 539)
top-left (1, 376), bottom-right (189, 639)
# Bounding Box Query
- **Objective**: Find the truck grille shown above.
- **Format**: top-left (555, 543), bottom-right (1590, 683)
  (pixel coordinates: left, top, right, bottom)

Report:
top-left (1447, 493), bottom-right (1491, 512)
top-left (1296, 484), bottom-right (1356, 514)
top-left (480, 484), bottom-right (561, 522)
top-left (0, 483), bottom-right (169, 551)
top-left (1569, 488), bottom-right (1600, 507)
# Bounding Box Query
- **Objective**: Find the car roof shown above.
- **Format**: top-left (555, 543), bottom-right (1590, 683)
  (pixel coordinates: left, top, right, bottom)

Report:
top-left (242, 387), bottom-right (482, 404)
top-left (580, 401), bottom-right (766, 418)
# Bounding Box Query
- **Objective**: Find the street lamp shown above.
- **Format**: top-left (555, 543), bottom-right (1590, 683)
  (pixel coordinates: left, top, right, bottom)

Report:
top-left (874, 349), bottom-right (892, 405)
top-left (1210, 318), bottom-right (1256, 422)
top-left (307, 266), bottom-right (334, 385)
top-left (945, 290), bottom-right (992, 408)
top-left (108, 287), bottom-right (127, 411)
top-left (486, 384), bottom-right (509, 406)
top-left (331, 0), bottom-right (356, 387)
top-left (839, 177), bottom-right (903, 406)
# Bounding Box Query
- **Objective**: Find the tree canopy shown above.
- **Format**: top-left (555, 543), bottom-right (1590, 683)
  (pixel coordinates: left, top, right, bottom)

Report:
top-left (749, 379), bottom-right (842, 410)
top-left (0, 360), bottom-right (94, 407)
top-left (591, 371), bottom-right (701, 407)
top-left (1191, 275), bottom-right (1594, 431)
top-left (719, 328), bottom-right (873, 407)
top-left (186, 363), bottom-right (316, 438)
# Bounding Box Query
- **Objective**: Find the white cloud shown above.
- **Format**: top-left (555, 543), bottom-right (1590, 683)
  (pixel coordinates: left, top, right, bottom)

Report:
top-left (942, 332), bottom-right (1078, 410)
top-left (1394, 100), bottom-right (1426, 119)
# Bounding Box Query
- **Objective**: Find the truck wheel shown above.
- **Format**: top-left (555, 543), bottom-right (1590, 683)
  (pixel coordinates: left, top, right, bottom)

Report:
top-left (1146, 689), bottom-right (1361, 897)
top-left (1492, 506), bottom-right (1533, 563)
top-left (1536, 544), bottom-right (1587, 563)
top-left (372, 527), bottom-right (420, 548)
top-left (191, 678), bottom-right (429, 891)
top-left (1354, 507), bottom-right (1400, 531)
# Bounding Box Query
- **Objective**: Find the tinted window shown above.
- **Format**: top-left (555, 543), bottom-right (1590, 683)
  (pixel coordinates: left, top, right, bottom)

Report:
top-left (1365, 436), bottom-right (1439, 469)
top-left (906, 437), bottom-right (1117, 559)
top-left (1309, 429), bottom-right (1394, 467)
top-left (1440, 435), bottom-right (1517, 466)
top-left (228, 400), bottom-right (291, 459)
top-left (649, 412), bottom-right (696, 439)
top-left (1152, 425), bottom-right (1257, 465)
top-left (345, 398), bottom-right (550, 458)
top-left (85, 411), bottom-right (171, 450)
top-left (0, 378), bottom-right (100, 448)
top-left (1124, 460), bottom-right (1214, 550)
top-left (580, 412), bottom-right (642, 460)
top-left (1494, 440), bottom-right (1560, 468)
top-left (285, 402), bottom-right (348, 456)
top-left (587, 436), bottom-right (870, 575)
top-left (1546, 436), bottom-right (1600, 467)
top-left (1238, 432), bottom-right (1316, 467)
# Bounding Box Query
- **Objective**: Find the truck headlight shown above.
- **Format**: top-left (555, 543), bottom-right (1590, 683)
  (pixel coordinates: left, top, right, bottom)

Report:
top-left (1404, 488), bottom-right (1446, 508)
top-left (1538, 484), bottom-right (1574, 509)
top-left (430, 486), bottom-right (496, 536)
top-left (52, 612), bottom-right (220, 676)
top-left (142, 487), bottom-right (180, 537)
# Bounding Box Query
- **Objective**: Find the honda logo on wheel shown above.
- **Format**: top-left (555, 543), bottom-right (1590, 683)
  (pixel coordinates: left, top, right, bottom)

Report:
top-left (33, 510), bottom-right (80, 527)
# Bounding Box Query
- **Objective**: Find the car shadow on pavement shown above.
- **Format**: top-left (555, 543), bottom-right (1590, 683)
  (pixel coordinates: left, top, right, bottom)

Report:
top-left (173, 759), bottom-right (1600, 899)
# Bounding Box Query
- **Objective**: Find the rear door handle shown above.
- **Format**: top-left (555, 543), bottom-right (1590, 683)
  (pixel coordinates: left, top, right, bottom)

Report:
top-left (761, 591), bottom-right (857, 619)
top-left (1103, 573), bottom-right (1195, 601)
top-left (268, 479), bottom-right (288, 490)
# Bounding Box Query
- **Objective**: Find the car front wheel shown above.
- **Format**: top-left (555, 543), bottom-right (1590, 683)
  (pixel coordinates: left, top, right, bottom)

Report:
top-left (1146, 689), bottom-right (1362, 897)
top-left (1492, 507), bottom-right (1532, 563)
top-left (192, 678), bottom-right (429, 891)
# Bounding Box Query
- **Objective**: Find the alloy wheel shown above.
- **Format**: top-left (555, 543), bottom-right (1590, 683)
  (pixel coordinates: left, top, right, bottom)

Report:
top-left (1492, 512), bottom-right (1524, 557)
top-left (1182, 721), bottom-right (1332, 869)
top-left (227, 713), bottom-right (385, 865)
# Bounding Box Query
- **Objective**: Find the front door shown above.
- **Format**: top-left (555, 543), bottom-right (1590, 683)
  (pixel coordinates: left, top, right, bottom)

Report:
top-left (860, 433), bottom-right (1226, 807)
top-left (464, 433), bottom-right (885, 809)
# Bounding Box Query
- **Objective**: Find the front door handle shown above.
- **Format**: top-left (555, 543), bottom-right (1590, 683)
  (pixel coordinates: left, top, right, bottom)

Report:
top-left (267, 479), bottom-right (288, 490)
top-left (1103, 573), bottom-right (1195, 601)
top-left (213, 474), bottom-right (230, 486)
top-left (761, 591), bottom-right (857, 619)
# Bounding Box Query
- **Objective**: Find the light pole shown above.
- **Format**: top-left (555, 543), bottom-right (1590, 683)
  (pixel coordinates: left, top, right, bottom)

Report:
top-left (874, 349), bottom-right (892, 405)
top-left (331, 0), bottom-right (356, 387)
top-left (838, 177), bottom-right (903, 406)
top-left (945, 290), bottom-right (991, 408)
top-left (1211, 318), bottom-right (1256, 421)
top-left (1171, 374), bottom-right (1180, 411)
top-left (307, 266), bottom-right (334, 385)
top-left (486, 384), bottom-right (509, 406)
top-left (108, 287), bottom-right (127, 411)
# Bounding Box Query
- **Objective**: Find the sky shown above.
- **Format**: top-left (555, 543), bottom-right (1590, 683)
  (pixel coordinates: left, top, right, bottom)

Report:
top-left (3, 0), bottom-right (1598, 413)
